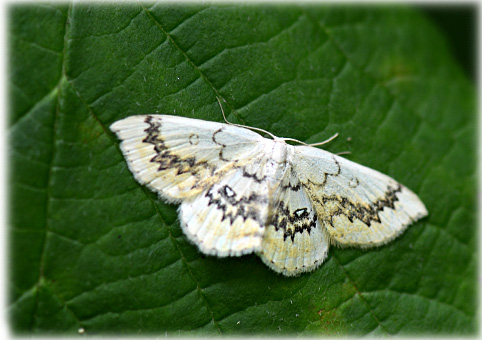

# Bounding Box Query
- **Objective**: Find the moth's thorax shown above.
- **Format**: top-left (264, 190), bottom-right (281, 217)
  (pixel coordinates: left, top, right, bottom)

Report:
top-left (270, 138), bottom-right (288, 164)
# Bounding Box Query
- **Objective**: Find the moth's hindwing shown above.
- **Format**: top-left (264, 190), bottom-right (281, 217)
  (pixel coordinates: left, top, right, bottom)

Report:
top-left (179, 154), bottom-right (276, 256)
top-left (259, 168), bottom-right (330, 276)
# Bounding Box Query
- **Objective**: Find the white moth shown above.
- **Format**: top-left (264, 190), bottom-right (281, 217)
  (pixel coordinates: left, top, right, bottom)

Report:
top-left (110, 105), bottom-right (428, 276)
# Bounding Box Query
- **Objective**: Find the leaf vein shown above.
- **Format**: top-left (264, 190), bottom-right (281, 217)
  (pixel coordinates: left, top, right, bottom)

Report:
top-left (331, 254), bottom-right (390, 335)
top-left (30, 3), bottom-right (77, 332)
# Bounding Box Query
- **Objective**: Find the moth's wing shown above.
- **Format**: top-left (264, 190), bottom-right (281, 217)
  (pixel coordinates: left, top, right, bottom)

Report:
top-left (110, 115), bottom-right (265, 202)
top-left (178, 152), bottom-right (276, 257)
top-left (258, 167), bottom-right (330, 276)
top-left (292, 146), bottom-right (428, 247)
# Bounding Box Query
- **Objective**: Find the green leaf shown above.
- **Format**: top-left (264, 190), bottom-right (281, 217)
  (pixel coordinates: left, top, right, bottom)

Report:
top-left (9, 3), bottom-right (476, 336)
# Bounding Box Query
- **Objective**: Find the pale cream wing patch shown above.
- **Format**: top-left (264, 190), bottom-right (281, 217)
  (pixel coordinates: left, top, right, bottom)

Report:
top-left (179, 154), bottom-right (275, 257)
top-left (258, 168), bottom-right (330, 276)
top-left (110, 115), bottom-right (265, 202)
top-left (292, 146), bottom-right (428, 247)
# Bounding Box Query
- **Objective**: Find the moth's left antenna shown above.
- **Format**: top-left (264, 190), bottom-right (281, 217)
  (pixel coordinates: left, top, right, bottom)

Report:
top-left (216, 97), bottom-right (231, 124)
top-left (215, 97), bottom-right (278, 140)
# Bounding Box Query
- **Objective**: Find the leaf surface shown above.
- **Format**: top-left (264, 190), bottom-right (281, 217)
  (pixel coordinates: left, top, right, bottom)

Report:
top-left (8, 3), bottom-right (476, 335)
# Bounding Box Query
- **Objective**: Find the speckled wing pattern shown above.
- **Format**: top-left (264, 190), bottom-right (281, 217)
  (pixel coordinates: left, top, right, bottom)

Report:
top-left (111, 115), bottom-right (428, 276)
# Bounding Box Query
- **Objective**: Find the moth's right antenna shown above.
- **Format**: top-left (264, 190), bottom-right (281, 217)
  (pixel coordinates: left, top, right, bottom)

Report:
top-left (309, 133), bottom-right (339, 147)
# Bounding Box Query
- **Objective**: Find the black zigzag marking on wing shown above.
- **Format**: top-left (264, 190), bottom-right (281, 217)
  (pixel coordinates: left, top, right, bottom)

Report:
top-left (269, 201), bottom-right (318, 243)
top-left (142, 116), bottom-right (215, 179)
top-left (204, 184), bottom-right (269, 225)
top-left (318, 185), bottom-right (403, 227)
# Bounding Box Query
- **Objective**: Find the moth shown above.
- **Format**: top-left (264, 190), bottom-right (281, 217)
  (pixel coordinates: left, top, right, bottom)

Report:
top-left (110, 102), bottom-right (427, 276)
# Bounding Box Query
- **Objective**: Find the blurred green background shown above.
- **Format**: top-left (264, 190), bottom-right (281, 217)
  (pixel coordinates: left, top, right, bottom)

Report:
top-left (422, 5), bottom-right (476, 82)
